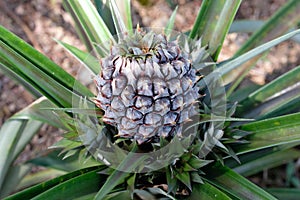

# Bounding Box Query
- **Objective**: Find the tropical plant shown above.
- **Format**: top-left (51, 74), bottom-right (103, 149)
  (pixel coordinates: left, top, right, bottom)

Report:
top-left (1, 0), bottom-right (300, 199)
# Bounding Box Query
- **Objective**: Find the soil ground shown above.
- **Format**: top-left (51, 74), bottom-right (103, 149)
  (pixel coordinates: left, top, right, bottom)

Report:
top-left (0, 0), bottom-right (299, 188)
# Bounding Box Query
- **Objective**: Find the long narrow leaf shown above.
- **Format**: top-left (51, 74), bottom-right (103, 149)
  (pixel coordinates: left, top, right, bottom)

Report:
top-left (11, 97), bottom-right (68, 129)
top-left (3, 168), bottom-right (65, 198)
top-left (236, 0), bottom-right (300, 56)
top-left (233, 149), bottom-right (300, 176)
top-left (29, 150), bottom-right (100, 172)
top-left (4, 166), bottom-right (105, 200)
top-left (0, 40), bottom-right (85, 108)
top-left (109, 0), bottom-right (128, 38)
top-left (31, 169), bottom-right (105, 200)
top-left (94, 0), bottom-right (116, 35)
top-left (97, 0), bottom-right (133, 37)
top-left (56, 40), bottom-right (99, 75)
top-left (227, 0), bottom-right (300, 94)
top-left (63, 0), bottom-right (114, 56)
top-left (253, 66), bottom-right (300, 100)
top-left (0, 119), bottom-right (42, 191)
top-left (225, 142), bottom-right (299, 168)
top-left (244, 86), bottom-right (300, 119)
top-left (102, 191), bottom-right (131, 200)
top-left (238, 65), bottom-right (300, 114)
top-left (0, 25), bottom-right (91, 97)
top-left (267, 188), bottom-right (300, 200)
top-left (260, 97), bottom-right (300, 119)
top-left (0, 96), bottom-right (78, 191)
top-left (229, 20), bottom-right (300, 44)
top-left (95, 152), bottom-right (147, 200)
top-left (204, 163), bottom-right (276, 200)
top-left (235, 112), bottom-right (300, 154)
top-left (164, 6), bottom-right (178, 37)
top-left (0, 164), bottom-right (32, 198)
top-left (218, 29), bottom-right (300, 83)
top-left (117, 0), bottom-right (133, 32)
top-left (229, 20), bottom-right (265, 33)
top-left (189, 0), bottom-right (241, 60)
top-left (188, 182), bottom-right (231, 200)
top-left (16, 169), bottom-right (66, 193)
top-left (0, 63), bottom-right (41, 98)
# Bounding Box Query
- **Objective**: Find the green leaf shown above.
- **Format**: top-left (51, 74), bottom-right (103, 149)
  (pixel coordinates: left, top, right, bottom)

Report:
top-left (63, 0), bottom-right (114, 56)
top-left (50, 138), bottom-right (82, 155)
top-left (238, 65), bottom-right (300, 115)
top-left (204, 163), bottom-right (276, 200)
top-left (229, 20), bottom-right (264, 33)
top-left (0, 97), bottom-right (75, 192)
top-left (0, 25), bottom-right (92, 98)
top-left (29, 150), bottom-right (100, 172)
top-left (32, 169), bottom-right (105, 200)
top-left (94, 0), bottom-right (133, 36)
top-left (267, 188), bottom-right (300, 200)
top-left (218, 29), bottom-right (300, 84)
top-left (229, 19), bottom-right (300, 43)
top-left (164, 6), bottom-right (178, 37)
top-left (286, 162), bottom-right (300, 188)
top-left (94, 0), bottom-right (116, 35)
top-left (0, 164), bottom-right (31, 198)
top-left (236, 112), bottom-right (300, 154)
top-left (0, 41), bottom-right (82, 108)
top-left (109, 0), bottom-right (128, 37)
top-left (95, 151), bottom-right (147, 200)
top-left (187, 182), bottom-right (231, 200)
top-left (11, 97), bottom-right (68, 129)
top-left (146, 187), bottom-right (176, 199)
top-left (190, 172), bottom-right (204, 184)
top-left (244, 86), bottom-right (300, 119)
top-left (0, 119), bottom-right (42, 191)
top-left (0, 63), bottom-right (41, 98)
top-left (4, 166), bottom-right (105, 200)
top-left (233, 149), bottom-right (300, 177)
top-left (176, 171), bottom-right (192, 191)
top-left (260, 97), bottom-right (300, 119)
top-left (0, 28), bottom-right (93, 108)
top-left (16, 169), bottom-right (66, 192)
top-left (230, 20), bottom-right (300, 44)
top-left (102, 190), bottom-right (131, 200)
top-left (225, 142), bottom-right (300, 169)
top-left (189, 0), bottom-right (241, 60)
top-left (228, 83), bottom-right (261, 103)
top-left (117, 0), bottom-right (133, 32)
top-left (188, 155), bottom-right (212, 169)
top-left (56, 40), bottom-right (100, 75)
top-left (227, 0), bottom-right (300, 94)
top-left (133, 188), bottom-right (176, 200)
top-left (236, 0), bottom-right (300, 56)
top-left (166, 167), bottom-right (177, 194)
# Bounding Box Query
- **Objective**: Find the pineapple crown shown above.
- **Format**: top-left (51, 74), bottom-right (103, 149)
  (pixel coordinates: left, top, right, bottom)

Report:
top-left (111, 28), bottom-right (174, 58)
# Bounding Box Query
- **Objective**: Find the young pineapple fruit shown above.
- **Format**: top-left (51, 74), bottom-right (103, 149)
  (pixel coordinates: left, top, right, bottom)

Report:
top-left (94, 28), bottom-right (206, 144)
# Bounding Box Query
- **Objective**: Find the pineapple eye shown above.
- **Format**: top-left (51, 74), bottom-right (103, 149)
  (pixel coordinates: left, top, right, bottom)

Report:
top-left (134, 96), bottom-right (153, 110)
top-left (137, 76), bottom-right (153, 96)
top-left (126, 108), bottom-right (143, 121)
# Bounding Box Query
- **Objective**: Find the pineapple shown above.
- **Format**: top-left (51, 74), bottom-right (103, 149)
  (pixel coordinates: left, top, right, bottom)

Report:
top-left (90, 28), bottom-right (227, 196)
top-left (94, 28), bottom-right (207, 144)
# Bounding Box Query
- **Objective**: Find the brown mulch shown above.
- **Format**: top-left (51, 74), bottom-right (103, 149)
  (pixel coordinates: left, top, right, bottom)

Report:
top-left (0, 0), bottom-right (299, 187)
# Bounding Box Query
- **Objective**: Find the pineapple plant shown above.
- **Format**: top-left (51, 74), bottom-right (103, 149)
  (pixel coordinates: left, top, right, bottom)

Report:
top-left (0, 0), bottom-right (300, 199)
